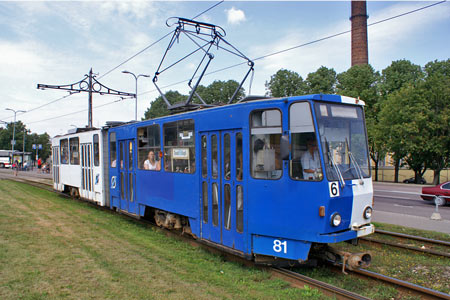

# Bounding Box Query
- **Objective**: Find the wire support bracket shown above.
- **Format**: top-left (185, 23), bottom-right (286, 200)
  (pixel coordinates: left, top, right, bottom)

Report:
top-left (37, 68), bottom-right (136, 127)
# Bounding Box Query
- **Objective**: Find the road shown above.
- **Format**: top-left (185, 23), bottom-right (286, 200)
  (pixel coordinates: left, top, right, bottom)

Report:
top-left (373, 182), bottom-right (450, 234)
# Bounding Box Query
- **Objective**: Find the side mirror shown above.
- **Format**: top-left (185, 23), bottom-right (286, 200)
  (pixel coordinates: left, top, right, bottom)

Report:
top-left (280, 134), bottom-right (290, 160)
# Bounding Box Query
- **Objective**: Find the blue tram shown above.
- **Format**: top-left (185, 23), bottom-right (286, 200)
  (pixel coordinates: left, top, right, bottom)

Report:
top-left (106, 94), bottom-right (374, 264)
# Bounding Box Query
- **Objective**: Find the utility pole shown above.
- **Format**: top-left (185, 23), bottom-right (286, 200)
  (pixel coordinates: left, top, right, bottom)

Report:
top-left (5, 108), bottom-right (26, 161)
top-left (37, 68), bottom-right (136, 128)
top-left (122, 70), bottom-right (150, 121)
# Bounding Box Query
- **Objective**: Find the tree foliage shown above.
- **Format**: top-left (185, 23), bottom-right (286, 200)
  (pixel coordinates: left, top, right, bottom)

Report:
top-left (305, 66), bottom-right (337, 94)
top-left (143, 90), bottom-right (187, 120)
top-left (196, 80), bottom-right (245, 104)
top-left (0, 121), bottom-right (51, 161)
top-left (380, 59), bottom-right (423, 97)
top-left (265, 69), bottom-right (307, 97)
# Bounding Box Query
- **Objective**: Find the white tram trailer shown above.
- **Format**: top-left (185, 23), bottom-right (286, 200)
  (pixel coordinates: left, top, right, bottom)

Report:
top-left (51, 128), bottom-right (109, 206)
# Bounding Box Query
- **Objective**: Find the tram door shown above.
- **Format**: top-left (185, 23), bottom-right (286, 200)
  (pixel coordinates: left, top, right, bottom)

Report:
top-left (52, 146), bottom-right (60, 190)
top-left (200, 130), bottom-right (244, 252)
top-left (80, 143), bottom-right (94, 199)
top-left (118, 140), bottom-right (136, 214)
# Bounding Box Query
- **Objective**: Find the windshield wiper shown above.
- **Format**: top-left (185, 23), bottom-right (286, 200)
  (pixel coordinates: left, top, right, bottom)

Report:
top-left (345, 138), bottom-right (364, 185)
top-left (349, 151), bottom-right (364, 185)
top-left (325, 139), bottom-right (345, 188)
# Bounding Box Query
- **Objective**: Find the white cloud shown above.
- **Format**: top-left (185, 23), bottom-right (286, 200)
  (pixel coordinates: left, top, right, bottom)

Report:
top-left (226, 7), bottom-right (246, 25)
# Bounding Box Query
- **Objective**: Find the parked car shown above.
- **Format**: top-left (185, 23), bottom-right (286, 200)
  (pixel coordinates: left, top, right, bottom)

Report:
top-left (403, 177), bottom-right (426, 184)
top-left (421, 181), bottom-right (450, 204)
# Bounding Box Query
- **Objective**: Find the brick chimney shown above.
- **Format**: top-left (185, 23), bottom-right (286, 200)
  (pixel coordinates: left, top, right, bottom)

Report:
top-left (350, 1), bottom-right (368, 66)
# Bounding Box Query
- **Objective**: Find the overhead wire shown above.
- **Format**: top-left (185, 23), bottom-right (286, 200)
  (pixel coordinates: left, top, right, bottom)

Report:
top-left (26, 96), bottom-right (134, 125)
top-left (192, 0), bottom-right (224, 20)
top-left (24, 0), bottom-right (447, 125)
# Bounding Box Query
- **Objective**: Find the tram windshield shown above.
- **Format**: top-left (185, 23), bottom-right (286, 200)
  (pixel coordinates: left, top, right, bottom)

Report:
top-left (314, 103), bottom-right (370, 181)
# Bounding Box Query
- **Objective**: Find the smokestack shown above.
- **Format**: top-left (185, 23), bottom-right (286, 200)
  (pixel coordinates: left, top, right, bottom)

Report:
top-left (350, 1), bottom-right (369, 66)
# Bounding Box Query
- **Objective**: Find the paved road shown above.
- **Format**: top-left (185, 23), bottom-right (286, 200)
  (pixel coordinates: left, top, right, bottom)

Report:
top-left (373, 182), bottom-right (450, 234)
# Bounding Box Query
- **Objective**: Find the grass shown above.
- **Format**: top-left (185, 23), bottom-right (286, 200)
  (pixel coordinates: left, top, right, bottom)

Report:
top-left (0, 180), bottom-right (328, 300)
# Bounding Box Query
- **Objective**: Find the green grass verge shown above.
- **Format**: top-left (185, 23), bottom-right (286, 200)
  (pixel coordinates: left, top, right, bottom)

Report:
top-left (0, 180), bottom-right (328, 300)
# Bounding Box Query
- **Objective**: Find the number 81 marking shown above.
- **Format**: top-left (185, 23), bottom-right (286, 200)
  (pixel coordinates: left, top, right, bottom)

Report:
top-left (273, 239), bottom-right (287, 254)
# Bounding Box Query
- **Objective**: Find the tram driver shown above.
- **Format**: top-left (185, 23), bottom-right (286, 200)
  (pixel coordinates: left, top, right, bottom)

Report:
top-left (301, 138), bottom-right (322, 180)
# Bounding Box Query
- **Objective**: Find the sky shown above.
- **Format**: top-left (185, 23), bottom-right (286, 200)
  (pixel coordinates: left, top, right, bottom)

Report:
top-left (0, 0), bottom-right (449, 137)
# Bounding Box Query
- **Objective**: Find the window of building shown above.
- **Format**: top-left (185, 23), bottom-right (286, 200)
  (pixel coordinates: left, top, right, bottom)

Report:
top-left (137, 125), bottom-right (161, 171)
top-left (110, 132), bottom-right (116, 167)
top-left (163, 119), bottom-right (195, 173)
top-left (250, 109), bottom-right (282, 179)
top-left (60, 139), bottom-right (68, 164)
top-left (93, 134), bottom-right (99, 167)
top-left (69, 137), bottom-right (79, 165)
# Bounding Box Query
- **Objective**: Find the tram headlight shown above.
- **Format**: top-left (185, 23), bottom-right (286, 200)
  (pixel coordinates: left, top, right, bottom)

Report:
top-left (330, 213), bottom-right (342, 227)
top-left (363, 206), bottom-right (373, 220)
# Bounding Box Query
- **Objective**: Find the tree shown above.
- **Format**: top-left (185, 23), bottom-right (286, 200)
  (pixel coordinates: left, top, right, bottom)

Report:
top-left (265, 69), bottom-right (307, 97)
top-left (196, 80), bottom-right (245, 104)
top-left (380, 59), bottom-right (423, 97)
top-left (305, 66), bottom-right (337, 94)
top-left (421, 59), bottom-right (450, 184)
top-left (336, 64), bottom-right (384, 180)
top-left (143, 90), bottom-right (187, 120)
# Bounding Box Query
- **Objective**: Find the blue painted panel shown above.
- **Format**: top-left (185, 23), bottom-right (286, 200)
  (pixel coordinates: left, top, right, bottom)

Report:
top-left (252, 235), bottom-right (311, 261)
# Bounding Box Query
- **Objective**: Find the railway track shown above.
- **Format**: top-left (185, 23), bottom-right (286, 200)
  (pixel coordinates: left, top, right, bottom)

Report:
top-left (4, 174), bottom-right (450, 299)
top-left (360, 229), bottom-right (450, 258)
top-left (323, 263), bottom-right (450, 300)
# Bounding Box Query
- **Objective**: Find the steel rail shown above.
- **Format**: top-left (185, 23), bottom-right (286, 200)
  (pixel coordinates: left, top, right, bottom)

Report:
top-left (272, 267), bottom-right (370, 300)
top-left (375, 229), bottom-right (450, 247)
top-left (350, 267), bottom-right (450, 300)
top-left (360, 236), bottom-right (450, 258)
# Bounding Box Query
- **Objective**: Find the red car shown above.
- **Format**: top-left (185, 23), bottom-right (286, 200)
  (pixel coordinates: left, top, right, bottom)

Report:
top-left (421, 181), bottom-right (450, 204)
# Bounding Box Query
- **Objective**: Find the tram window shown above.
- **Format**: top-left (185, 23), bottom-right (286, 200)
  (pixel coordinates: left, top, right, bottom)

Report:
top-left (119, 142), bottom-right (124, 170)
top-left (212, 183), bottom-right (219, 226)
top-left (93, 134), bottom-right (99, 167)
top-left (224, 184), bottom-right (231, 230)
top-left (211, 135), bottom-right (218, 179)
top-left (250, 109), bottom-right (282, 179)
top-left (224, 134), bottom-right (231, 180)
top-left (129, 173), bottom-right (134, 202)
top-left (164, 119), bottom-right (195, 173)
top-left (289, 102), bottom-right (322, 181)
top-left (236, 133), bottom-right (243, 181)
top-left (202, 181), bottom-right (208, 223)
top-left (128, 141), bottom-right (133, 170)
top-left (60, 139), bottom-right (68, 164)
top-left (201, 135), bottom-right (207, 178)
top-left (137, 125), bottom-right (161, 171)
top-left (110, 132), bottom-right (117, 167)
top-left (236, 185), bottom-right (243, 233)
top-left (69, 137), bottom-right (80, 165)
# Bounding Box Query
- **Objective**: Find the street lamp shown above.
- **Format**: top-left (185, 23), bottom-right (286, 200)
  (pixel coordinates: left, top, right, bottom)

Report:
top-left (122, 70), bottom-right (150, 121)
top-left (5, 108), bottom-right (26, 156)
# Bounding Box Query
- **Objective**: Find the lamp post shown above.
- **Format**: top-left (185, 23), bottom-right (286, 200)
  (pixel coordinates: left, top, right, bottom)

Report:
top-left (5, 108), bottom-right (26, 160)
top-left (122, 70), bottom-right (150, 121)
